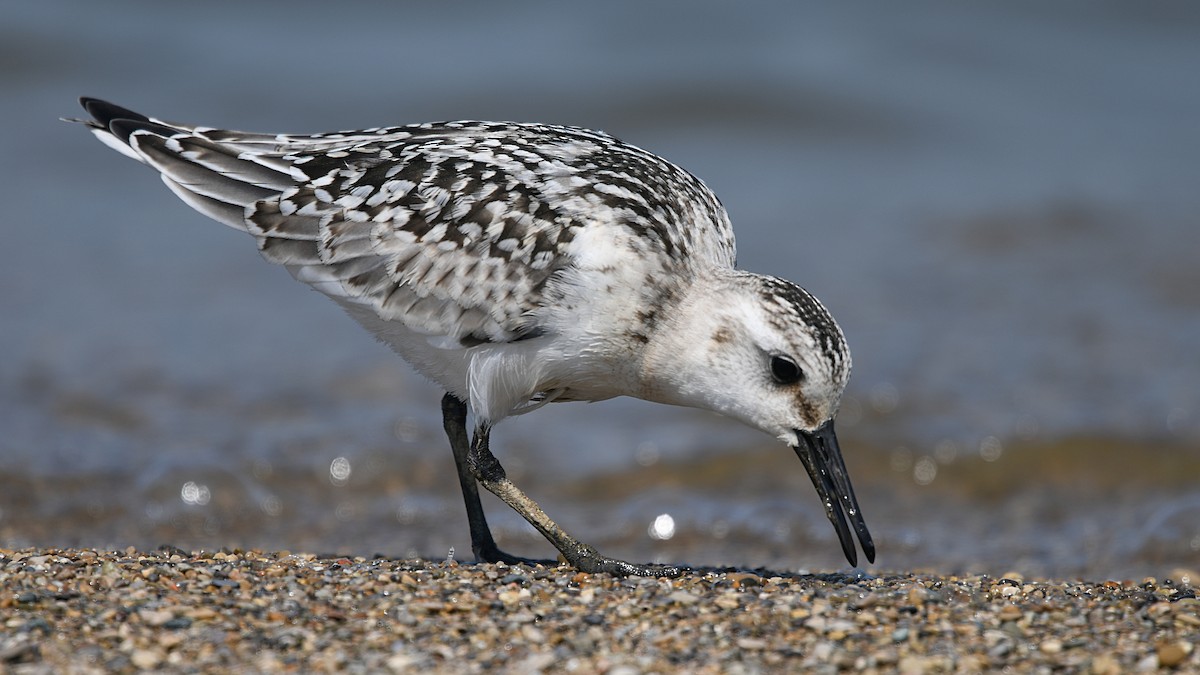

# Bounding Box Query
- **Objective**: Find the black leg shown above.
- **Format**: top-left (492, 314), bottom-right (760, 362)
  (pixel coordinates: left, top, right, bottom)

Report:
top-left (440, 393), bottom-right (550, 566)
top-left (467, 422), bottom-right (684, 578)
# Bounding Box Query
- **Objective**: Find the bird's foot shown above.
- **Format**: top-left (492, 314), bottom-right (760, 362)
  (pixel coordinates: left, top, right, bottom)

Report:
top-left (561, 542), bottom-right (685, 578)
top-left (474, 542), bottom-right (557, 568)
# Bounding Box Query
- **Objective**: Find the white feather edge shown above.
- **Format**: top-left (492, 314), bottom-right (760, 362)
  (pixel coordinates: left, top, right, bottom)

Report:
top-left (90, 127), bottom-right (145, 162)
top-left (159, 175), bottom-right (250, 232)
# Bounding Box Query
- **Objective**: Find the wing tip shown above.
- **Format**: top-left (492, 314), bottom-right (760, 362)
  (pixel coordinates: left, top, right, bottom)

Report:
top-left (74, 98), bottom-right (173, 145)
top-left (79, 97), bottom-right (151, 128)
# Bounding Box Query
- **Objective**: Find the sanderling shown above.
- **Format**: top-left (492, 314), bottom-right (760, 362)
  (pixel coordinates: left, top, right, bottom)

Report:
top-left (71, 98), bottom-right (874, 576)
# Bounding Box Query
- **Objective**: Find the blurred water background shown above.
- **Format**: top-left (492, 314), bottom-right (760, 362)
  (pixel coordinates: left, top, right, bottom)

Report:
top-left (3, 1), bottom-right (1198, 579)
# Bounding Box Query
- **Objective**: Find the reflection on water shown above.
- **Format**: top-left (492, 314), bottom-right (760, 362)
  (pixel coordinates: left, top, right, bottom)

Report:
top-left (648, 514), bottom-right (677, 541)
top-left (179, 482), bottom-right (211, 507)
top-left (2, 1), bottom-right (1199, 579)
top-left (329, 457), bottom-right (352, 487)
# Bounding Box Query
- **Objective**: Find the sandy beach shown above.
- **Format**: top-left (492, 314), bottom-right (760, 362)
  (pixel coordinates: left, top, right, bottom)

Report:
top-left (1, 548), bottom-right (1196, 673)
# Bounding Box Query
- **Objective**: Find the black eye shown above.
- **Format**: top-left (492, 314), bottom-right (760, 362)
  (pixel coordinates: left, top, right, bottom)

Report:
top-left (770, 354), bottom-right (804, 385)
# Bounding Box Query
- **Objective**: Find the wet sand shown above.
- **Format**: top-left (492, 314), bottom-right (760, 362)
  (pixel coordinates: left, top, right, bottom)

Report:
top-left (2, 548), bottom-right (1196, 673)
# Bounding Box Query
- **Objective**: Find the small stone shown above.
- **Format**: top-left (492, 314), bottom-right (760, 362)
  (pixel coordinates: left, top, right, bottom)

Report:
top-left (958, 654), bottom-right (988, 673)
top-left (1040, 639), bottom-right (1062, 654)
top-left (1000, 585), bottom-right (1020, 597)
top-left (736, 637), bottom-right (767, 650)
top-left (130, 649), bottom-right (162, 669)
top-left (1157, 641), bottom-right (1189, 668)
top-left (667, 590), bottom-right (698, 605)
top-left (899, 655), bottom-right (936, 675)
top-left (715, 594), bottom-right (739, 610)
top-left (139, 609), bottom-right (175, 627)
top-left (521, 625), bottom-right (546, 644)
top-left (998, 604), bottom-right (1022, 621)
top-left (875, 648), bottom-right (899, 666)
top-left (907, 585), bottom-right (928, 605)
top-left (728, 573), bottom-right (762, 588)
top-left (0, 639), bottom-right (37, 664)
top-left (510, 610), bottom-right (537, 624)
top-left (386, 652), bottom-right (422, 672)
top-left (1147, 602), bottom-right (1173, 618)
top-left (514, 653), bottom-right (556, 671)
top-left (158, 632), bottom-right (184, 649)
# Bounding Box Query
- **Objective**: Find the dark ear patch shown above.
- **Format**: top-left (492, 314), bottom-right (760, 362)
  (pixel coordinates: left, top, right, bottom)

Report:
top-left (795, 396), bottom-right (820, 428)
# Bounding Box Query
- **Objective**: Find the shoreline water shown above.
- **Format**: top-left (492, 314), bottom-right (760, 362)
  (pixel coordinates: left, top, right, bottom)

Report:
top-left (4, 431), bottom-right (1198, 583)
top-left (1, 548), bottom-right (1196, 673)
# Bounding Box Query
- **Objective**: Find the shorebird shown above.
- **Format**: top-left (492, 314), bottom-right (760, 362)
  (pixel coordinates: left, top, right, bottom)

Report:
top-left (72, 98), bottom-right (874, 576)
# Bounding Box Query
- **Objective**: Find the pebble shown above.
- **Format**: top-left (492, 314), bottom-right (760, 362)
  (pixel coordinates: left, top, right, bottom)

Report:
top-left (130, 649), bottom-right (161, 669)
top-left (714, 593), bottom-right (739, 610)
top-left (998, 604), bottom-right (1023, 621)
top-left (1091, 653), bottom-right (1122, 675)
top-left (667, 590), bottom-right (698, 605)
top-left (0, 547), bottom-right (1196, 672)
top-left (138, 609), bottom-right (175, 627)
top-left (1157, 641), bottom-right (1190, 668)
top-left (1040, 638), bottom-right (1063, 654)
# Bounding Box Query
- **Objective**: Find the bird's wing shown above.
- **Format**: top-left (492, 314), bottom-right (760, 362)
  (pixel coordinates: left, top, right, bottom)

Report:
top-left (76, 98), bottom-right (736, 344)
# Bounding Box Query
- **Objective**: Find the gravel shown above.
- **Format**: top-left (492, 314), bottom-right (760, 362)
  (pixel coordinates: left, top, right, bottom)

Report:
top-left (1, 547), bottom-right (1197, 673)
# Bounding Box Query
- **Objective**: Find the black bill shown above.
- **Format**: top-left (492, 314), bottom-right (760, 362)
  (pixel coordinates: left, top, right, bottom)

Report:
top-left (793, 420), bottom-right (875, 567)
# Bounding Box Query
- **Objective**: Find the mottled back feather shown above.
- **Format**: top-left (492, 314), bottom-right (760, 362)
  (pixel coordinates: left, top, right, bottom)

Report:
top-left (76, 99), bottom-right (736, 345)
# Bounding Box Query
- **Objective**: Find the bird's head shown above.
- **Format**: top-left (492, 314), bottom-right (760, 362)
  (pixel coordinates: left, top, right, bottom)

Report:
top-left (640, 270), bottom-right (874, 566)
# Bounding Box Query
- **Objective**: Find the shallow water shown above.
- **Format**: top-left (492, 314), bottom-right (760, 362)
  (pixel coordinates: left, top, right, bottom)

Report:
top-left (2, 1), bottom-right (1198, 579)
